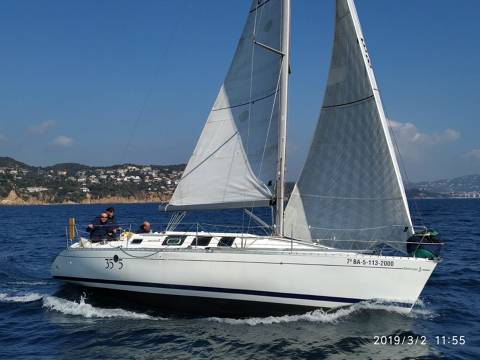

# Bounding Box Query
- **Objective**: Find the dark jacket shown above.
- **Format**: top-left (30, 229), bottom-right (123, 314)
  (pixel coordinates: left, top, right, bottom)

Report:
top-left (137, 225), bottom-right (151, 234)
top-left (87, 216), bottom-right (116, 242)
top-left (107, 215), bottom-right (117, 228)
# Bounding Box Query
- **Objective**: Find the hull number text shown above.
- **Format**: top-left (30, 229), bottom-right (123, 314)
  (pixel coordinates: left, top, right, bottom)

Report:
top-left (347, 258), bottom-right (394, 267)
top-left (105, 255), bottom-right (123, 270)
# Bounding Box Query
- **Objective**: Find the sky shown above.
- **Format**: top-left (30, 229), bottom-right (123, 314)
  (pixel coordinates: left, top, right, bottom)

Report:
top-left (0, 0), bottom-right (478, 182)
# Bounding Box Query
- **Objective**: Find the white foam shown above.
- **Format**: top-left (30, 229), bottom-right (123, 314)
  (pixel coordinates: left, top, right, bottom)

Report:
top-left (206, 300), bottom-right (435, 326)
top-left (11, 281), bottom-right (48, 286)
top-left (0, 292), bottom-right (44, 303)
top-left (207, 306), bottom-right (357, 326)
top-left (358, 299), bottom-right (436, 319)
top-left (42, 295), bottom-right (165, 320)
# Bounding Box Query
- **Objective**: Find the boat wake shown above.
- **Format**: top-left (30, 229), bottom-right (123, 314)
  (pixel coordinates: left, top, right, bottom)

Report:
top-left (1, 290), bottom-right (168, 320)
top-left (206, 307), bottom-right (358, 326)
top-left (42, 295), bottom-right (167, 320)
top-left (206, 300), bottom-right (436, 326)
top-left (0, 292), bottom-right (44, 303)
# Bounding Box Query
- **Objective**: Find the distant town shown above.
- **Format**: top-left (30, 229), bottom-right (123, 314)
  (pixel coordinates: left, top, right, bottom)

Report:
top-left (406, 174), bottom-right (480, 199)
top-left (0, 157), bottom-right (184, 205)
top-left (1, 156), bottom-right (479, 205)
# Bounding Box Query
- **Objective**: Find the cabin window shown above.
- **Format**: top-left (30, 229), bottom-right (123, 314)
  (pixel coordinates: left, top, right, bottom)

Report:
top-left (163, 236), bottom-right (186, 246)
top-left (191, 236), bottom-right (212, 246)
top-left (131, 238), bottom-right (143, 244)
top-left (218, 237), bottom-right (235, 247)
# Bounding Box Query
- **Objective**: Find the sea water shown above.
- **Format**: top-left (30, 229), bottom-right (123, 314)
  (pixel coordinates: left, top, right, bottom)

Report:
top-left (0, 200), bottom-right (478, 359)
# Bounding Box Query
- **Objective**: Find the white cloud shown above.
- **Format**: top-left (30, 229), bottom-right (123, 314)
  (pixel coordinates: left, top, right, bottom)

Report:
top-left (0, 133), bottom-right (6, 142)
top-left (389, 120), bottom-right (460, 146)
top-left (386, 120), bottom-right (462, 180)
top-left (465, 148), bottom-right (480, 161)
top-left (51, 135), bottom-right (74, 147)
top-left (28, 120), bottom-right (56, 134)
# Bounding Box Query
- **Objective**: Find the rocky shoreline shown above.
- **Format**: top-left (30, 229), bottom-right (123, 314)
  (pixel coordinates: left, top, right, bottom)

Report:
top-left (0, 190), bottom-right (171, 206)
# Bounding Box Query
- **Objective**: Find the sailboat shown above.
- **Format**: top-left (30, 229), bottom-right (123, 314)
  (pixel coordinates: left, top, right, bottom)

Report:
top-left (51, 0), bottom-right (441, 316)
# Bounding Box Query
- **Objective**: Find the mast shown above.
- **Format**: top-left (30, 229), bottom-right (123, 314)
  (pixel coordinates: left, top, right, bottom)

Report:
top-left (275, 0), bottom-right (290, 236)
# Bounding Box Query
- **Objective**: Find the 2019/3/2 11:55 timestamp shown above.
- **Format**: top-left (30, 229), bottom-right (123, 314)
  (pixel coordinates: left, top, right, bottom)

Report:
top-left (373, 335), bottom-right (466, 345)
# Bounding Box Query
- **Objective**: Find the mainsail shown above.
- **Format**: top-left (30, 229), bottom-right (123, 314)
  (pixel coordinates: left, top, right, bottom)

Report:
top-left (284, 0), bottom-right (413, 252)
top-left (169, 0), bottom-right (286, 210)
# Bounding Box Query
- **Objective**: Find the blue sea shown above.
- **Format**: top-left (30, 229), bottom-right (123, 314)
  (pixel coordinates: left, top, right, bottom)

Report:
top-left (0, 200), bottom-right (478, 359)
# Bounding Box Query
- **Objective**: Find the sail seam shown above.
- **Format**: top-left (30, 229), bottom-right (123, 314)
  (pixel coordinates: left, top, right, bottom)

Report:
top-left (290, 193), bottom-right (403, 201)
top-left (309, 224), bottom-right (407, 232)
top-left (212, 90), bottom-right (278, 112)
top-left (337, 10), bottom-right (351, 23)
top-left (322, 94), bottom-right (374, 109)
top-left (249, 0), bottom-right (272, 14)
top-left (179, 131), bottom-right (238, 181)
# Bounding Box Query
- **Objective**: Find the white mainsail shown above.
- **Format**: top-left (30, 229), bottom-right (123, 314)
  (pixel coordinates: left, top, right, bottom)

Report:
top-left (284, 0), bottom-right (413, 252)
top-left (169, 0), bottom-right (286, 210)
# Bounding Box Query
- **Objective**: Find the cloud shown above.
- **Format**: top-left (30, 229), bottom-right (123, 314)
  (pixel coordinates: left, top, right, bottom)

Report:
top-left (389, 120), bottom-right (460, 146)
top-left (28, 120), bottom-right (56, 134)
top-left (465, 148), bottom-right (480, 161)
top-left (51, 135), bottom-right (74, 147)
top-left (387, 120), bottom-right (462, 180)
top-left (0, 133), bottom-right (6, 142)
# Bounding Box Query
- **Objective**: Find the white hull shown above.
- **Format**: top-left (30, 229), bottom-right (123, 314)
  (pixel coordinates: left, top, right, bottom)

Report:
top-left (51, 232), bottom-right (437, 315)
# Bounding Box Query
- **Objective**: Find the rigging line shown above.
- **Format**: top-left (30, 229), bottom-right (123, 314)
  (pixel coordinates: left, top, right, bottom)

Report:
top-left (119, 1), bottom-right (193, 163)
top-left (246, 3), bottom-right (269, 234)
top-left (385, 111), bottom-right (426, 228)
top-left (375, 67), bottom-right (425, 228)
top-left (243, 2), bottom-right (262, 233)
top-left (257, 61), bottom-right (282, 180)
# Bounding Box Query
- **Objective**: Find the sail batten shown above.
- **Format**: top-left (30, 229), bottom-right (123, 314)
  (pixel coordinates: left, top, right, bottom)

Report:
top-left (168, 0), bottom-right (284, 211)
top-left (212, 90), bottom-right (278, 112)
top-left (284, 0), bottom-right (412, 252)
top-left (322, 94), bottom-right (374, 109)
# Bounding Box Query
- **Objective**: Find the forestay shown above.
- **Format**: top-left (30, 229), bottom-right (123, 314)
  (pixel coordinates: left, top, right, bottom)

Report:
top-left (284, 0), bottom-right (413, 252)
top-left (168, 0), bottom-right (285, 210)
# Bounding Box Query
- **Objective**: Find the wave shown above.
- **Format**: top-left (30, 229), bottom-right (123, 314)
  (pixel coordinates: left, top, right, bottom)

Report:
top-left (0, 292), bottom-right (44, 303)
top-left (206, 300), bottom-right (435, 326)
top-left (207, 307), bottom-right (358, 326)
top-left (9, 281), bottom-right (48, 286)
top-left (42, 295), bottom-right (166, 320)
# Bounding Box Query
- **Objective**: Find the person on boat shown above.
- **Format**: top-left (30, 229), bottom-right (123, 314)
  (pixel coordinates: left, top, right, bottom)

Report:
top-left (86, 212), bottom-right (116, 242)
top-left (105, 207), bottom-right (118, 235)
top-left (105, 207), bottom-right (116, 226)
top-left (137, 221), bottom-right (151, 234)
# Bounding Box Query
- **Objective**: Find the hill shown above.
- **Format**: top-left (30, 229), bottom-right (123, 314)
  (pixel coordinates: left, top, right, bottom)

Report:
top-left (411, 174), bottom-right (480, 193)
top-left (0, 158), bottom-right (185, 204)
top-left (0, 157), bottom-right (32, 170)
top-left (1, 156), bottom-right (479, 203)
top-left (408, 174), bottom-right (480, 198)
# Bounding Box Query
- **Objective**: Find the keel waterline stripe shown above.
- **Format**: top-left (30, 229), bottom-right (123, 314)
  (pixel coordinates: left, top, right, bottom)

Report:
top-left (53, 275), bottom-right (411, 306)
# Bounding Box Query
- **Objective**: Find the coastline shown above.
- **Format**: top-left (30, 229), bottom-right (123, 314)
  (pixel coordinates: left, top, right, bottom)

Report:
top-left (2, 196), bottom-right (479, 206)
top-left (0, 199), bottom-right (169, 206)
top-left (0, 190), bottom-right (171, 206)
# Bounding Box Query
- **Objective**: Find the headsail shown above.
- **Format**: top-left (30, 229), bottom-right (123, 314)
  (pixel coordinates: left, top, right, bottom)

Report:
top-left (168, 0), bottom-right (286, 211)
top-left (284, 0), bottom-right (413, 252)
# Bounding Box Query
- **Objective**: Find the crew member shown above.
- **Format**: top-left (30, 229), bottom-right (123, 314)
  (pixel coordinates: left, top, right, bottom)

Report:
top-left (137, 221), bottom-right (152, 234)
top-left (87, 212), bottom-right (115, 242)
